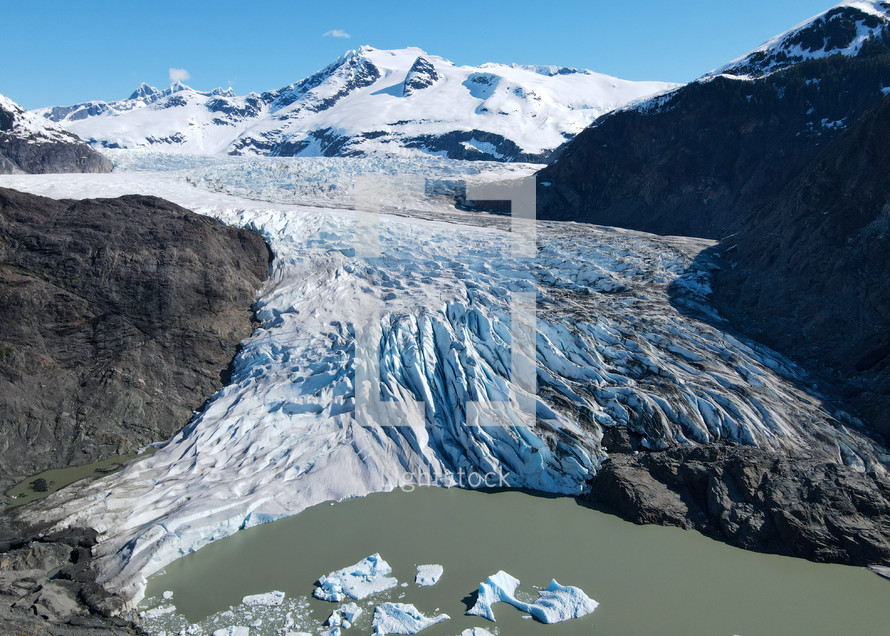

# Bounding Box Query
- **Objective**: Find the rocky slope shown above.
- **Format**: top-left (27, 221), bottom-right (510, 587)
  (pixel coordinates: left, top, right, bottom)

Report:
top-left (709, 95), bottom-right (890, 440)
top-left (0, 95), bottom-right (112, 175)
top-left (536, 1), bottom-right (890, 238)
top-left (0, 188), bottom-right (271, 493)
top-left (589, 429), bottom-right (890, 566)
top-left (37, 46), bottom-right (676, 161)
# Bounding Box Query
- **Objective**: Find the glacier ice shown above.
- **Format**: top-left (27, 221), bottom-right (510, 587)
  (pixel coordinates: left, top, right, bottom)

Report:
top-left (468, 570), bottom-right (597, 624)
top-left (315, 554), bottom-right (398, 602)
top-left (414, 564), bottom-right (443, 587)
top-left (1, 158), bottom-right (886, 611)
top-left (371, 602), bottom-right (450, 635)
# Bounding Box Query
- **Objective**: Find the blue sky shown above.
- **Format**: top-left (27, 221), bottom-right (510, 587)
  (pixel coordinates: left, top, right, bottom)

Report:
top-left (3, 0), bottom-right (840, 109)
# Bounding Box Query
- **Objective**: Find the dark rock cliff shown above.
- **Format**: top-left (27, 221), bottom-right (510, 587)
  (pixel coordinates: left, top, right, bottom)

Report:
top-left (537, 30), bottom-right (890, 239)
top-left (710, 95), bottom-right (890, 439)
top-left (0, 188), bottom-right (271, 491)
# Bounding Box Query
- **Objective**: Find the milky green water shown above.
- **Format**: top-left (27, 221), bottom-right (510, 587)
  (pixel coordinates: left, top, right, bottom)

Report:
top-left (143, 487), bottom-right (889, 635)
top-left (5, 449), bottom-right (156, 509)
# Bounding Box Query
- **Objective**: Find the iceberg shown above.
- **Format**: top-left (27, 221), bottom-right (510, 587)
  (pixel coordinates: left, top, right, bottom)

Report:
top-left (467, 571), bottom-right (521, 622)
top-left (467, 571), bottom-right (598, 624)
top-left (315, 554), bottom-right (399, 602)
top-left (326, 602), bottom-right (363, 629)
top-left (241, 590), bottom-right (285, 606)
top-left (460, 629), bottom-right (495, 636)
top-left (414, 564), bottom-right (443, 587)
top-left (371, 603), bottom-right (450, 635)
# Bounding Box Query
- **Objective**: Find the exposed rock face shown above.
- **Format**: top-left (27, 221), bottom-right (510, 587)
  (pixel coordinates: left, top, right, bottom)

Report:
top-left (0, 188), bottom-right (271, 492)
top-left (537, 18), bottom-right (890, 238)
top-left (0, 94), bottom-right (112, 175)
top-left (403, 56), bottom-right (440, 96)
top-left (710, 95), bottom-right (890, 438)
top-left (588, 429), bottom-right (890, 565)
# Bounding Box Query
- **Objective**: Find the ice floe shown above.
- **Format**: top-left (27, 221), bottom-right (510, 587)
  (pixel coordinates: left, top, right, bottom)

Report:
top-left (315, 554), bottom-right (399, 602)
top-left (414, 564), bottom-right (443, 587)
top-left (241, 590), bottom-right (285, 606)
top-left (371, 602), bottom-right (450, 635)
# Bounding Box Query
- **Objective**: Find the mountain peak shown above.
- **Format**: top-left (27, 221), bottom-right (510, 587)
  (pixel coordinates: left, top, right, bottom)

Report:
top-left (708, 0), bottom-right (890, 78)
top-left (128, 83), bottom-right (160, 101)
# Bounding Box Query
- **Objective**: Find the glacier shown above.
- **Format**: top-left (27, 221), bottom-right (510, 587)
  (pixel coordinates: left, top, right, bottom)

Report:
top-left (0, 154), bottom-right (886, 614)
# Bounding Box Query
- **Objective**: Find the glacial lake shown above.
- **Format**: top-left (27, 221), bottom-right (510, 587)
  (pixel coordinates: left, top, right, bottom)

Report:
top-left (142, 486), bottom-right (889, 635)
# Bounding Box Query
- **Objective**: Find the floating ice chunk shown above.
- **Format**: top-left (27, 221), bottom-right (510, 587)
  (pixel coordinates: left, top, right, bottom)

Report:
top-left (460, 629), bottom-right (495, 636)
top-left (326, 602), bottom-right (362, 629)
top-left (241, 590), bottom-right (285, 606)
top-left (526, 580), bottom-right (599, 623)
top-left (327, 610), bottom-right (342, 627)
top-left (320, 629), bottom-right (341, 636)
top-left (339, 602), bottom-right (363, 628)
top-left (414, 564), bottom-right (443, 587)
top-left (372, 603), bottom-right (450, 635)
top-left (139, 604), bottom-right (176, 619)
top-left (212, 628), bottom-right (250, 636)
top-left (467, 571), bottom-right (521, 621)
top-left (467, 571), bottom-right (597, 624)
top-left (315, 554), bottom-right (399, 602)
top-left (162, 590), bottom-right (174, 600)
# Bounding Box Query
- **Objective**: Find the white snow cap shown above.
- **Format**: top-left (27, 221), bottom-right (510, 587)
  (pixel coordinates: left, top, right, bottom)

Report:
top-left (706, 0), bottom-right (890, 79)
top-left (34, 46), bottom-right (677, 159)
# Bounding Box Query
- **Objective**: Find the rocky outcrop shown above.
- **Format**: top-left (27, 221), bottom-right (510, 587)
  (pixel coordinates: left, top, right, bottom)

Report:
top-left (709, 95), bottom-right (890, 439)
top-left (0, 518), bottom-right (139, 635)
top-left (588, 428), bottom-right (890, 565)
top-left (0, 188), bottom-right (271, 492)
top-left (0, 94), bottom-right (112, 175)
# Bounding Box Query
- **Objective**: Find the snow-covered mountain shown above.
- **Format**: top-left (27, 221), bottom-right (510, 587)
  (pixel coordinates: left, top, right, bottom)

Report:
top-left (706, 0), bottom-right (890, 78)
top-left (0, 93), bottom-right (111, 173)
top-left (37, 46), bottom-right (677, 161)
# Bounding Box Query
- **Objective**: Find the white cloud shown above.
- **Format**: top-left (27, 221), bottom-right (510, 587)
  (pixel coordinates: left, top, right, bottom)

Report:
top-left (169, 68), bottom-right (191, 83)
top-left (323, 29), bottom-right (351, 39)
